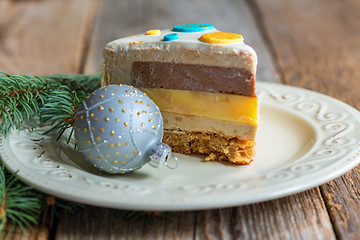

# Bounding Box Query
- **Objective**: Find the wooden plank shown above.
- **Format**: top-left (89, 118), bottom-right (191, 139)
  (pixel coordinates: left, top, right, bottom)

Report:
top-left (194, 209), bottom-right (235, 240)
top-left (53, 0), bottom-right (337, 239)
top-left (254, 0), bottom-right (360, 239)
top-left (192, 190), bottom-right (335, 239)
top-left (55, 207), bottom-right (128, 239)
top-left (253, 0), bottom-right (360, 106)
top-left (0, 0), bottom-right (99, 75)
top-left (2, 224), bottom-right (48, 240)
top-left (83, 0), bottom-right (279, 83)
top-left (56, 190), bottom-right (335, 240)
top-left (230, 189), bottom-right (335, 240)
top-left (321, 169), bottom-right (360, 239)
top-left (55, 207), bottom-right (197, 239)
top-left (0, 0), bottom-right (99, 238)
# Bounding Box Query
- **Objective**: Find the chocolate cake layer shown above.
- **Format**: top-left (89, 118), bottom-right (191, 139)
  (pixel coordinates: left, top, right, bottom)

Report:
top-left (130, 61), bottom-right (255, 97)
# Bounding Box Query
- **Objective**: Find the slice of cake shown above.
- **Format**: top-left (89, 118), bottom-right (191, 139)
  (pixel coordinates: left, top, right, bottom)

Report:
top-left (102, 24), bottom-right (258, 164)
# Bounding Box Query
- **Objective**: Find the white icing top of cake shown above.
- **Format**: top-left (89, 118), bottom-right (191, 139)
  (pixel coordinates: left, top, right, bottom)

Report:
top-left (105, 28), bottom-right (257, 58)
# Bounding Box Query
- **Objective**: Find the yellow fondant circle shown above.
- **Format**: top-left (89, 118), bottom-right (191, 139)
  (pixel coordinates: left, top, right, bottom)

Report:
top-left (146, 29), bottom-right (161, 35)
top-left (200, 32), bottom-right (244, 44)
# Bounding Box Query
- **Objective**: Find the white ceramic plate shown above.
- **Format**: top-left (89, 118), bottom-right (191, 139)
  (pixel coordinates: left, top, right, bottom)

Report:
top-left (1, 82), bottom-right (360, 211)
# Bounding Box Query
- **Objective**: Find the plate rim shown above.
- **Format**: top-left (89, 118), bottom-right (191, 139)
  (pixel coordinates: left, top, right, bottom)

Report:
top-left (1, 82), bottom-right (360, 211)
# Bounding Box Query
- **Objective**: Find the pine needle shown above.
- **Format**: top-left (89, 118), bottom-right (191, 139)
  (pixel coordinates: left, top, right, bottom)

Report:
top-left (0, 72), bottom-right (54, 137)
top-left (0, 72), bottom-right (101, 234)
top-left (0, 71), bottom-right (101, 139)
top-left (39, 72), bottom-right (101, 141)
top-left (0, 161), bottom-right (42, 234)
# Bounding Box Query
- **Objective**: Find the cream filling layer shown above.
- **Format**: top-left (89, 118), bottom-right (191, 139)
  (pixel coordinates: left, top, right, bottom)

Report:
top-left (141, 88), bottom-right (258, 126)
top-left (162, 112), bottom-right (257, 140)
top-left (103, 47), bottom-right (257, 87)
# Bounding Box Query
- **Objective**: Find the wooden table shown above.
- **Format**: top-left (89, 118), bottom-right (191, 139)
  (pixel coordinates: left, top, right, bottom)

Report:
top-left (1, 0), bottom-right (359, 239)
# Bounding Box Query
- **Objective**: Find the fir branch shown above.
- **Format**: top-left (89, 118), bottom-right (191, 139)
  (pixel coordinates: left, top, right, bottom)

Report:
top-left (0, 72), bottom-right (101, 140)
top-left (0, 161), bottom-right (86, 235)
top-left (42, 72), bottom-right (102, 93)
top-left (0, 72), bottom-right (56, 138)
top-left (40, 196), bottom-right (85, 227)
top-left (0, 161), bottom-right (42, 235)
top-left (121, 210), bottom-right (173, 224)
top-left (39, 73), bottom-right (101, 141)
top-left (0, 72), bottom-right (100, 234)
top-left (39, 86), bottom-right (85, 142)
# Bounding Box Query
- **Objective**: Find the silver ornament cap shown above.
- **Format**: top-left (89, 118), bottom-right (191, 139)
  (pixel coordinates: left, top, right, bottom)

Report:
top-left (149, 142), bottom-right (178, 169)
top-left (74, 84), bottom-right (178, 174)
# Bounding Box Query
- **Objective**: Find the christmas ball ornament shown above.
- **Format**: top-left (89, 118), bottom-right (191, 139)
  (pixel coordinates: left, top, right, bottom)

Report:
top-left (74, 84), bottom-right (177, 174)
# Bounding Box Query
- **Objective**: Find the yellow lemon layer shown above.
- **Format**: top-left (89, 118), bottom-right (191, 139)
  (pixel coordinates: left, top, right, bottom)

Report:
top-left (141, 88), bottom-right (258, 126)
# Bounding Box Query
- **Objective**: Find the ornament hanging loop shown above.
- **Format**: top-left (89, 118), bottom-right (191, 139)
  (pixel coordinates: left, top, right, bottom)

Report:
top-left (164, 154), bottom-right (178, 169)
top-left (149, 142), bottom-right (178, 169)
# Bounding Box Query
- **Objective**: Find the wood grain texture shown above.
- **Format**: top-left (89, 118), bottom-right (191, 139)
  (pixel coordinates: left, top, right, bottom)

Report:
top-left (193, 190), bottom-right (335, 239)
top-left (56, 189), bottom-right (335, 240)
top-left (253, 0), bottom-right (360, 106)
top-left (2, 224), bottom-right (48, 240)
top-left (231, 189), bottom-right (335, 240)
top-left (55, 207), bottom-right (196, 240)
top-left (321, 169), bottom-right (360, 240)
top-left (254, 0), bottom-right (360, 239)
top-left (83, 0), bottom-right (278, 82)
top-left (0, 0), bottom-right (98, 239)
top-left (0, 0), bottom-right (99, 75)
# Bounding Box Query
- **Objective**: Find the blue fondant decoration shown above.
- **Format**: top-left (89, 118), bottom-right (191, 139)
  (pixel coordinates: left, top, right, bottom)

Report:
top-left (172, 23), bottom-right (215, 32)
top-left (163, 33), bottom-right (179, 41)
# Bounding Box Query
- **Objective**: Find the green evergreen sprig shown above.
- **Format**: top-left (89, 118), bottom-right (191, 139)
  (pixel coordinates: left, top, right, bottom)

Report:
top-left (0, 161), bottom-right (42, 235)
top-left (0, 72), bottom-right (100, 235)
top-left (41, 73), bottom-right (102, 94)
top-left (39, 73), bottom-right (101, 142)
top-left (0, 160), bottom-right (86, 236)
top-left (0, 72), bottom-right (56, 138)
top-left (40, 195), bottom-right (85, 228)
top-left (0, 72), bottom-right (101, 140)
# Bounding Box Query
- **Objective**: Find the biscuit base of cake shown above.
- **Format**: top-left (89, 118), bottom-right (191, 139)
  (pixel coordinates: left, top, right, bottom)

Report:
top-left (163, 130), bottom-right (255, 165)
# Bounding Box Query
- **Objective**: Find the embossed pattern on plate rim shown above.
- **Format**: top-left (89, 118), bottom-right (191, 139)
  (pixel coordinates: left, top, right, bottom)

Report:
top-left (1, 82), bottom-right (360, 211)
